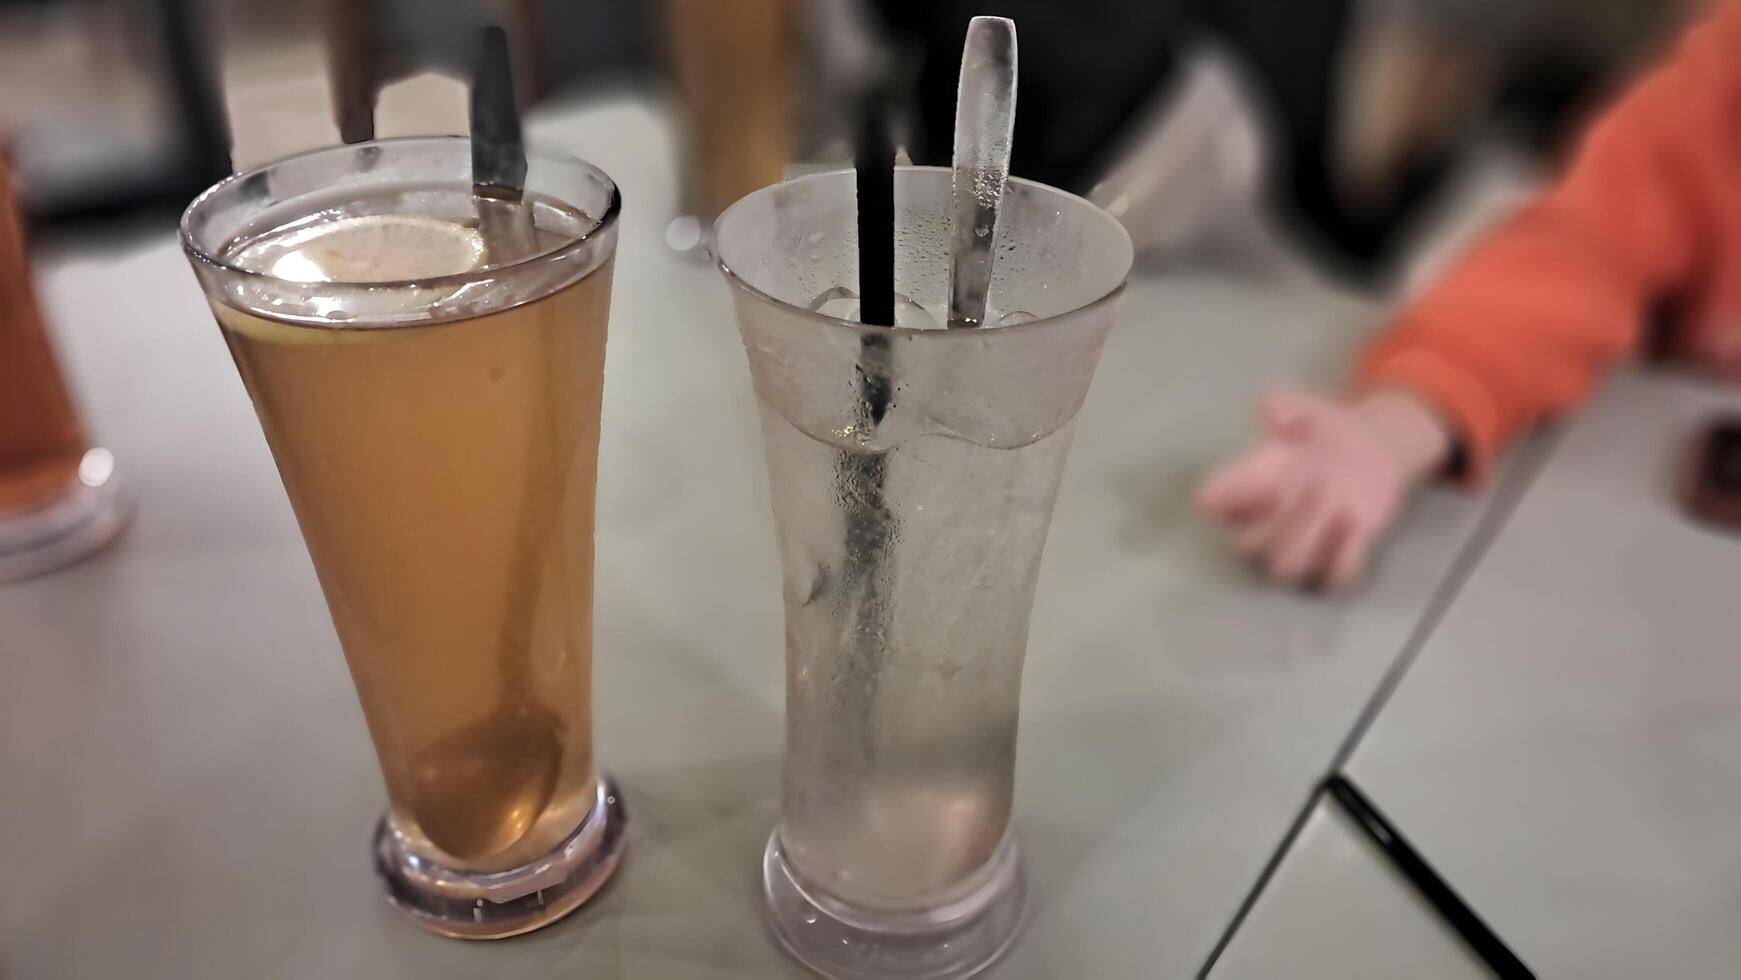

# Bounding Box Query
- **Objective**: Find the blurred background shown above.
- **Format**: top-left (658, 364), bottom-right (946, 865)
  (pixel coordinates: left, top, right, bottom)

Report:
top-left (0, 0), bottom-right (1699, 279)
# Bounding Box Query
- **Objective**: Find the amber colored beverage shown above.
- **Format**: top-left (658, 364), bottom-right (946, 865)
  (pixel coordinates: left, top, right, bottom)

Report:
top-left (212, 235), bottom-right (611, 874)
top-left (183, 139), bottom-right (624, 938)
top-left (0, 158), bottom-right (86, 514)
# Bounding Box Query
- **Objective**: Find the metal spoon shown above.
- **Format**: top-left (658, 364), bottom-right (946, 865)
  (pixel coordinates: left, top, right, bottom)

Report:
top-left (404, 28), bottom-right (563, 862)
top-left (471, 25), bottom-right (539, 264)
top-left (946, 16), bottom-right (1017, 329)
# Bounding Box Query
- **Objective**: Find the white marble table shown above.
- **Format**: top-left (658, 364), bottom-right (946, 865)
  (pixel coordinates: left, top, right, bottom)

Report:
top-left (1269, 370), bottom-right (1741, 979)
top-left (0, 97), bottom-right (1524, 978)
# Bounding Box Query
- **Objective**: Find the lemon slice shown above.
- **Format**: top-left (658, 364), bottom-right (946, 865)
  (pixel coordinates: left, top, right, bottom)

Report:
top-left (239, 214), bottom-right (486, 284)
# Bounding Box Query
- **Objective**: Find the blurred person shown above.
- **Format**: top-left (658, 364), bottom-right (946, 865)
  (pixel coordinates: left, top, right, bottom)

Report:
top-left (867, 0), bottom-right (1682, 276)
top-left (1198, 1), bottom-right (1741, 590)
top-left (651, 0), bottom-right (1366, 267)
top-left (647, 0), bottom-right (1673, 272)
top-left (1336, 0), bottom-right (1685, 216)
top-left (873, 0), bottom-right (1372, 265)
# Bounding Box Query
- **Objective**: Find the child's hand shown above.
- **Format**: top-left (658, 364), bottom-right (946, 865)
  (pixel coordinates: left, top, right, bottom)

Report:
top-left (1196, 388), bottom-right (1452, 590)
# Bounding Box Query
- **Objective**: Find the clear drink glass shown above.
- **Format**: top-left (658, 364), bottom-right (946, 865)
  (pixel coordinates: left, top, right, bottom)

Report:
top-left (715, 167), bottom-right (1133, 978)
top-left (180, 138), bottom-right (627, 939)
top-left (0, 157), bottom-right (128, 582)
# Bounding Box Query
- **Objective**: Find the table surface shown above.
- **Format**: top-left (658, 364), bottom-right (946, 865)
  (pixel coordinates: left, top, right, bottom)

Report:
top-left (1209, 795), bottom-right (1486, 980)
top-left (1, 97), bottom-right (1524, 979)
top-left (1339, 370), bottom-right (1741, 978)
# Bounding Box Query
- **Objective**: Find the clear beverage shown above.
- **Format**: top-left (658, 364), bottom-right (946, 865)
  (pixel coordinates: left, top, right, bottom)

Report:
top-left (767, 400), bottom-right (1078, 908)
top-left (182, 139), bottom-right (626, 938)
top-left (717, 167), bottom-right (1133, 978)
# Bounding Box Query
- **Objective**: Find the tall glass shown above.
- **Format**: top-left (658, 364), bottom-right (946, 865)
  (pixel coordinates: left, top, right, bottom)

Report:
top-left (0, 157), bottom-right (128, 582)
top-left (180, 138), bottom-right (626, 939)
top-left (715, 168), bottom-right (1133, 978)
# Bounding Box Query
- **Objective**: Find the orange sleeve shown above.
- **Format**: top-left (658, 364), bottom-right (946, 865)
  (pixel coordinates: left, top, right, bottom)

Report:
top-left (1355, 3), bottom-right (1741, 482)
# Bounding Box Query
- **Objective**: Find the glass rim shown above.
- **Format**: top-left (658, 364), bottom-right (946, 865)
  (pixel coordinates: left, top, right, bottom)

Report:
top-left (178, 135), bottom-right (622, 293)
top-left (714, 165), bottom-right (1133, 339)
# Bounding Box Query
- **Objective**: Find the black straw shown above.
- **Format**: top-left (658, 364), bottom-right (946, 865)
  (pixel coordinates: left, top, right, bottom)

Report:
top-left (854, 95), bottom-right (896, 328)
top-left (1324, 776), bottom-right (1535, 978)
top-left (835, 92), bottom-right (898, 747)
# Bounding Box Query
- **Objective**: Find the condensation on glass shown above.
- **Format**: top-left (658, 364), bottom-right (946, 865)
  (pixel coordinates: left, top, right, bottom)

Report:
top-left (717, 166), bottom-right (1133, 979)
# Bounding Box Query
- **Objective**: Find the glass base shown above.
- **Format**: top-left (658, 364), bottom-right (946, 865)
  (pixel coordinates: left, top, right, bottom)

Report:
top-left (0, 451), bottom-right (129, 584)
top-left (373, 773), bottom-right (628, 940)
top-left (762, 830), bottom-right (1027, 980)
